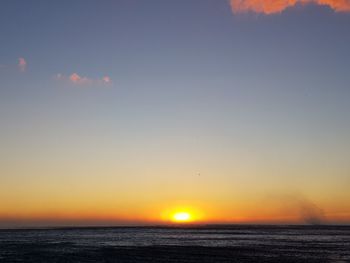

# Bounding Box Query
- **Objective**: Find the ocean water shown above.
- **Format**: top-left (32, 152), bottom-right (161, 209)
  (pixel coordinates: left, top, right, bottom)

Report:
top-left (0, 225), bottom-right (349, 262)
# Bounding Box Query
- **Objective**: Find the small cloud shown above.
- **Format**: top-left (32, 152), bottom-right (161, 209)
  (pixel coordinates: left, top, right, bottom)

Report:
top-left (18, 57), bottom-right (27, 72)
top-left (55, 73), bottom-right (63, 80)
top-left (69, 73), bottom-right (92, 85)
top-left (102, 76), bottom-right (111, 84)
top-left (230, 0), bottom-right (350, 14)
top-left (69, 73), bottom-right (81, 83)
top-left (55, 72), bottom-right (112, 87)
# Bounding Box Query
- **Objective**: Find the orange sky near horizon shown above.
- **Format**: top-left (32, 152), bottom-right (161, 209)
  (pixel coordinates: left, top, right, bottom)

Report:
top-left (1, 183), bottom-right (350, 227)
top-left (1, 135), bottom-right (350, 226)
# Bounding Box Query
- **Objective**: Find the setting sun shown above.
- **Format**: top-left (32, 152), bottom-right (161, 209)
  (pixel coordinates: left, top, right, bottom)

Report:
top-left (161, 206), bottom-right (203, 224)
top-left (173, 212), bottom-right (191, 222)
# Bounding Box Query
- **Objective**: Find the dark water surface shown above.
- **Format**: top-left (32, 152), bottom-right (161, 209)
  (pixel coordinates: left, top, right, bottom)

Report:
top-left (1, 225), bottom-right (349, 262)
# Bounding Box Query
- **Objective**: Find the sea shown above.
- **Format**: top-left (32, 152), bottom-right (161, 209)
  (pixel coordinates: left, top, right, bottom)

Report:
top-left (0, 225), bottom-right (349, 262)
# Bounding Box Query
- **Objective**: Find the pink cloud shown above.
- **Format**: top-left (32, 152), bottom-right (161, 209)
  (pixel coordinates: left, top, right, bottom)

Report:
top-left (69, 73), bottom-right (92, 85)
top-left (102, 76), bottom-right (111, 84)
top-left (55, 73), bottom-right (112, 86)
top-left (69, 73), bottom-right (81, 83)
top-left (18, 57), bottom-right (27, 72)
top-left (230, 0), bottom-right (350, 14)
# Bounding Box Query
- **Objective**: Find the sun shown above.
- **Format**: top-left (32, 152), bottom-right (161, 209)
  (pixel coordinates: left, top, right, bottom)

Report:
top-left (172, 212), bottom-right (191, 223)
top-left (162, 206), bottom-right (202, 223)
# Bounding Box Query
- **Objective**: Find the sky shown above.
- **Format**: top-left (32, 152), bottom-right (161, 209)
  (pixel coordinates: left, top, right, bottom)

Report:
top-left (1, 0), bottom-right (350, 227)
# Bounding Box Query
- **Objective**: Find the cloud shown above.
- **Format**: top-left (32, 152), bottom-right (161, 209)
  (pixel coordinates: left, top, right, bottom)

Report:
top-left (18, 57), bottom-right (27, 72)
top-left (0, 58), bottom-right (26, 72)
top-left (69, 73), bottom-right (92, 85)
top-left (102, 76), bottom-right (111, 84)
top-left (229, 0), bottom-right (350, 14)
top-left (55, 73), bottom-right (112, 86)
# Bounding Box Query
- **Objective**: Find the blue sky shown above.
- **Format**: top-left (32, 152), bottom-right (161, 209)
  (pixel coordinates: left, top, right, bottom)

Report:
top-left (1, 0), bottom-right (350, 226)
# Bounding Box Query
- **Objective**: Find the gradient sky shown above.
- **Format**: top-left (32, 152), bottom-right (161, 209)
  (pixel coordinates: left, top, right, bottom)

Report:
top-left (1, 0), bottom-right (350, 227)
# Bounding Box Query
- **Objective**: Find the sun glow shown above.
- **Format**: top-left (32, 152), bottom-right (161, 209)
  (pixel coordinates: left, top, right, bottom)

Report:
top-left (161, 205), bottom-right (203, 224)
top-left (172, 212), bottom-right (191, 222)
